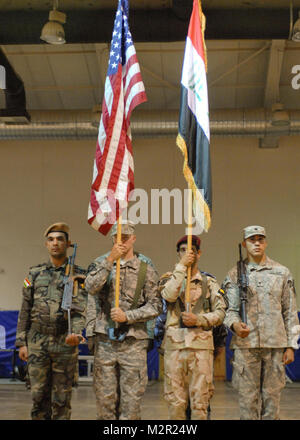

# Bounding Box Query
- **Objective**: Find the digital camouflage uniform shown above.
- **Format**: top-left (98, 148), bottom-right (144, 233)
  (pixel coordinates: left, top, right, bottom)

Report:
top-left (85, 253), bottom-right (162, 420)
top-left (224, 256), bottom-right (300, 420)
top-left (160, 263), bottom-right (226, 420)
top-left (15, 260), bottom-right (87, 420)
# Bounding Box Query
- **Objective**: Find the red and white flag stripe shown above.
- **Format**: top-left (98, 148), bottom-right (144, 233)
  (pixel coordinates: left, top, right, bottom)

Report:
top-left (88, 0), bottom-right (146, 235)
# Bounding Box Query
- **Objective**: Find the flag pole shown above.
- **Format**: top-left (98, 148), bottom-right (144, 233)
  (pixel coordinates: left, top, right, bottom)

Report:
top-left (185, 186), bottom-right (193, 313)
top-left (115, 215), bottom-right (122, 309)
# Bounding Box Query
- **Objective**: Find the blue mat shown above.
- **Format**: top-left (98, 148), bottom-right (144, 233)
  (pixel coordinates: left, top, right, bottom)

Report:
top-left (0, 311), bottom-right (20, 377)
top-left (0, 311), bottom-right (159, 380)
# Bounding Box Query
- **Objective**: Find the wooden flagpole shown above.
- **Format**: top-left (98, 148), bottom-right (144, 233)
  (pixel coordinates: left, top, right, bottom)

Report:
top-left (115, 215), bottom-right (122, 308)
top-left (185, 187), bottom-right (193, 312)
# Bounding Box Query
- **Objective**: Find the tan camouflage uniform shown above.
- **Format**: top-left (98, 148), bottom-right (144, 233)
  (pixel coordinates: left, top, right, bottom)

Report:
top-left (15, 261), bottom-right (87, 420)
top-left (85, 253), bottom-right (162, 420)
top-left (224, 257), bottom-right (300, 419)
top-left (160, 263), bottom-right (226, 420)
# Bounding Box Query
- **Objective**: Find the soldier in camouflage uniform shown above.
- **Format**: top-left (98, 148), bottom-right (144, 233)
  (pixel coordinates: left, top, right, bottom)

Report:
top-left (85, 220), bottom-right (162, 420)
top-left (224, 225), bottom-right (300, 420)
top-left (15, 223), bottom-right (87, 420)
top-left (160, 235), bottom-right (227, 420)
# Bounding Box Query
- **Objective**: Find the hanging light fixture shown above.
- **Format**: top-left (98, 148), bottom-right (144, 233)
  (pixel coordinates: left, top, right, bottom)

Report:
top-left (40, 0), bottom-right (66, 45)
top-left (289, 1), bottom-right (300, 41)
top-left (292, 11), bottom-right (300, 41)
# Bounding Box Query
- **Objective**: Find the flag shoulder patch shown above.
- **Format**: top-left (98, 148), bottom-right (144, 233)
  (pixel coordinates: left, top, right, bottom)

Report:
top-left (24, 278), bottom-right (31, 288)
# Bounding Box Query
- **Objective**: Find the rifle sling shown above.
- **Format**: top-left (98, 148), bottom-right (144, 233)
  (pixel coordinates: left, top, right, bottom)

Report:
top-left (131, 260), bottom-right (147, 310)
top-left (107, 260), bottom-right (148, 327)
top-left (177, 273), bottom-right (208, 315)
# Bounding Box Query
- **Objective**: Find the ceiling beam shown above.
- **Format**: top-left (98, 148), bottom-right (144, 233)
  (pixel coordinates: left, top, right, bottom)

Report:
top-left (264, 40), bottom-right (286, 108)
top-left (261, 40), bottom-right (286, 148)
top-left (209, 43), bottom-right (270, 87)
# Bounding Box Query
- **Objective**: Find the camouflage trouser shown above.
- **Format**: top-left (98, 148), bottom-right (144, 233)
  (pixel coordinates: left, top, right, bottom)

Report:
top-left (93, 334), bottom-right (148, 420)
top-left (27, 329), bottom-right (78, 420)
top-left (164, 349), bottom-right (214, 420)
top-left (232, 348), bottom-right (286, 420)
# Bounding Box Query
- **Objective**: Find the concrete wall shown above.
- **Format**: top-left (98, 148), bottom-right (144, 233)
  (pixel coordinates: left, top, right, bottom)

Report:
top-left (0, 135), bottom-right (299, 310)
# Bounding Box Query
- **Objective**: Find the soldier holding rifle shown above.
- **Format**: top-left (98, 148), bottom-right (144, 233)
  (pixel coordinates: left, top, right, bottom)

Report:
top-left (224, 225), bottom-right (300, 419)
top-left (15, 223), bottom-right (87, 420)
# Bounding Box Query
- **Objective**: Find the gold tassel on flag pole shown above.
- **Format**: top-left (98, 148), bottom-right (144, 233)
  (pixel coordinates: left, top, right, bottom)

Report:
top-left (115, 215), bottom-right (122, 309)
top-left (185, 187), bottom-right (193, 313)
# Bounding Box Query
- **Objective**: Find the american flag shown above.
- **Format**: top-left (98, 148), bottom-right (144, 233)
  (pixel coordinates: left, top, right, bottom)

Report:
top-left (88, 0), bottom-right (147, 234)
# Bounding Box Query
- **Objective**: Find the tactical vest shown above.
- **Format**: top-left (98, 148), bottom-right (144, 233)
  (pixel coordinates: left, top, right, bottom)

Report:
top-left (90, 252), bottom-right (156, 342)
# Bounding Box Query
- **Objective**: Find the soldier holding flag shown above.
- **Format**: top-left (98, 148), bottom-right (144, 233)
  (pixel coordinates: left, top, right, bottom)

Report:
top-left (159, 235), bottom-right (226, 419)
top-left (85, 220), bottom-right (162, 420)
top-left (158, 0), bottom-right (223, 419)
top-left (85, 0), bottom-right (156, 419)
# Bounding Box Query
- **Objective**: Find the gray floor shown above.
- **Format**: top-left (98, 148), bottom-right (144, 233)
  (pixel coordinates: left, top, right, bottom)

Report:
top-left (0, 379), bottom-right (300, 420)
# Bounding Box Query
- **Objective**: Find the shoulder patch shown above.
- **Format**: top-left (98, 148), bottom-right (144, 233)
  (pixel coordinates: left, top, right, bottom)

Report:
top-left (158, 272), bottom-right (172, 292)
top-left (74, 265), bottom-right (86, 275)
top-left (23, 278), bottom-right (31, 288)
top-left (87, 253), bottom-right (110, 273)
top-left (87, 262), bottom-right (97, 274)
top-left (218, 288), bottom-right (225, 296)
top-left (288, 278), bottom-right (297, 295)
top-left (201, 270), bottom-right (216, 279)
top-left (27, 263), bottom-right (48, 286)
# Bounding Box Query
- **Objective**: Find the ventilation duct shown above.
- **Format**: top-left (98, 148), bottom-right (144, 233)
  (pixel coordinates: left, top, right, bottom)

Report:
top-left (1, 108), bottom-right (300, 140)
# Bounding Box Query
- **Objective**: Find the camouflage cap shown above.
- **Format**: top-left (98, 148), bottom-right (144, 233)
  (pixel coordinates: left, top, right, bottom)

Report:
top-left (44, 222), bottom-right (70, 238)
top-left (243, 225), bottom-right (266, 240)
top-left (110, 220), bottom-right (135, 237)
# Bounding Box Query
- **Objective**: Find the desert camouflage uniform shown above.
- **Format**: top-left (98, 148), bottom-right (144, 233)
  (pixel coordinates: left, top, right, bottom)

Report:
top-left (15, 260), bottom-right (87, 420)
top-left (85, 253), bottom-right (162, 420)
top-left (224, 257), bottom-right (300, 420)
top-left (160, 263), bottom-right (226, 420)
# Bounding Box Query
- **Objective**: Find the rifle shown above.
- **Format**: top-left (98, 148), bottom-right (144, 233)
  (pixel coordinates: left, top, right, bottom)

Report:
top-left (237, 244), bottom-right (248, 324)
top-left (61, 243), bottom-right (77, 334)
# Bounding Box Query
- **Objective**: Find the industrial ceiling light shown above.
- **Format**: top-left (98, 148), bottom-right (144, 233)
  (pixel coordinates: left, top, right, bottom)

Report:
top-left (292, 11), bottom-right (300, 41)
top-left (271, 103), bottom-right (290, 127)
top-left (289, 1), bottom-right (300, 41)
top-left (40, 0), bottom-right (66, 45)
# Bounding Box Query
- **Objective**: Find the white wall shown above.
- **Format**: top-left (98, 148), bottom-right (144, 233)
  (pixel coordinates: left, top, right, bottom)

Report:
top-left (0, 135), bottom-right (299, 310)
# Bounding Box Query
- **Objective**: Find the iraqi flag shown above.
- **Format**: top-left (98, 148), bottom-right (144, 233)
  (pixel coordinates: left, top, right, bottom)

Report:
top-left (176, 0), bottom-right (211, 232)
